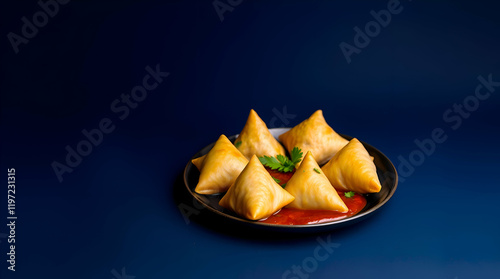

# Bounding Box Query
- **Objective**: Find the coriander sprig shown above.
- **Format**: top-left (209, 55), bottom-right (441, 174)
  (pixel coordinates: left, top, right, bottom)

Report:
top-left (259, 147), bottom-right (303, 173)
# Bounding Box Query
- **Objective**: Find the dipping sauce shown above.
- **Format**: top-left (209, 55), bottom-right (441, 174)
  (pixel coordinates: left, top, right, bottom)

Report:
top-left (261, 168), bottom-right (367, 225)
top-left (265, 167), bottom-right (294, 187)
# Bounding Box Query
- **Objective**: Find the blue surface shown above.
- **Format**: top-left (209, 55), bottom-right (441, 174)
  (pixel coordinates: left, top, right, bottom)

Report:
top-left (1, 0), bottom-right (500, 278)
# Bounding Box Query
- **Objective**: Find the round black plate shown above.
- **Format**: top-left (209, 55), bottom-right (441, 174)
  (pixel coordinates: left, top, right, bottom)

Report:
top-left (183, 128), bottom-right (398, 233)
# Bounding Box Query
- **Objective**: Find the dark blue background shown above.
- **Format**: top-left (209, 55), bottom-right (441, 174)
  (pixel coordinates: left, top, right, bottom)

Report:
top-left (1, 0), bottom-right (499, 278)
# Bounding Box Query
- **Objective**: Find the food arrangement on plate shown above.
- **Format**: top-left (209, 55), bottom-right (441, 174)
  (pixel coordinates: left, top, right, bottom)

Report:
top-left (187, 109), bottom-right (390, 226)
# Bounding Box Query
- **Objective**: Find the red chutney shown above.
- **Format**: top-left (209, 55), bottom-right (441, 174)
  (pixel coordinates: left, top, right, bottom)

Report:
top-left (265, 167), bottom-right (294, 187)
top-left (261, 168), bottom-right (367, 225)
top-left (260, 193), bottom-right (366, 225)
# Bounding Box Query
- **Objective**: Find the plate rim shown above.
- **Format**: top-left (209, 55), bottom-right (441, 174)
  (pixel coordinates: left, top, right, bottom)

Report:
top-left (183, 128), bottom-right (398, 229)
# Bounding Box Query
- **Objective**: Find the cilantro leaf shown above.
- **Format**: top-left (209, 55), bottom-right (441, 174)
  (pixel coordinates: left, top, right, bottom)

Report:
top-left (259, 156), bottom-right (282, 170)
top-left (259, 147), bottom-right (303, 173)
top-left (344, 191), bottom-right (355, 198)
top-left (234, 141), bottom-right (242, 148)
top-left (290, 147), bottom-right (303, 165)
top-left (276, 154), bottom-right (288, 165)
top-left (273, 177), bottom-right (281, 184)
top-left (313, 168), bottom-right (321, 174)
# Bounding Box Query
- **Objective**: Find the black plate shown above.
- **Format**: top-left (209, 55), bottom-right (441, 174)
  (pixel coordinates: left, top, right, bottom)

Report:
top-left (183, 128), bottom-right (398, 233)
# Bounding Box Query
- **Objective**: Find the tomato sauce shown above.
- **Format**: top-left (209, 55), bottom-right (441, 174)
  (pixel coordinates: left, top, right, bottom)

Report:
top-left (261, 168), bottom-right (367, 225)
top-left (265, 167), bottom-right (294, 186)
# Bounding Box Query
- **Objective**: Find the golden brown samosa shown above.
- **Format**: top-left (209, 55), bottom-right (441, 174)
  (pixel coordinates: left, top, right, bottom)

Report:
top-left (234, 109), bottom-right (286, 159)
top-left (219, 155), bottom-right (295, 220)
top-left (194, 135), bottom-right (248, 195)
top-left (278, 110), bottom-right (348, 165)
top-left (191, 155), bottom-right (205, 171)
top-left (284, 151), bottom-right (348, 212)
top-left (321, 138), bottom-right (382, 194)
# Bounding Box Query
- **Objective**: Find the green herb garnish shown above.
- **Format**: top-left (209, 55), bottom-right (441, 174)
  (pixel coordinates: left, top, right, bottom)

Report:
top-left (259, 147), bottom-right (303, 173)
top-left (289, 147), bottom-right (303, 166)
top-left (273, 177), bottom-right (281, 184)
top-left (234, 141), bottom-right (242, 148)
top-left (313, 168), bottom-right (321, 174)
top-left (344, 191), bottom-right (355, 198)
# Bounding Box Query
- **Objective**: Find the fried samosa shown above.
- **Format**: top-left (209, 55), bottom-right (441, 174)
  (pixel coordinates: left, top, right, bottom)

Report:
top-left (284, 151), bottom-right (348, 212)
top-left (219, 155), bottom-right (295, 220)
top-left (191, 155), bottom-right (205, 170)
top-left (321, 138), bottom-right (382, 194)
top-left (234, 109), bottom-right (286, 159)
top-left (278, 110), bottom-right (348, 165)
top-left (193, 135), bottom-right (249, 195)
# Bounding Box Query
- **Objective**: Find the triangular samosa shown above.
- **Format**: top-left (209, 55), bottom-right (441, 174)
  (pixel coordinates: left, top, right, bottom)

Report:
top-left (279, 110), bottom-right (348, 165)
top-left (234, 109), bottom-right (286, 159)
top-left (191, 155), bottom-right (205, 170)
top-left (284, 151), bottom-right (348, 212)
top-left (321, 138), bottom-right (382, 194)
top-left (219, 155), bottom-right (295, 220)
top-left (194, 135), bottom-right (249, 195)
